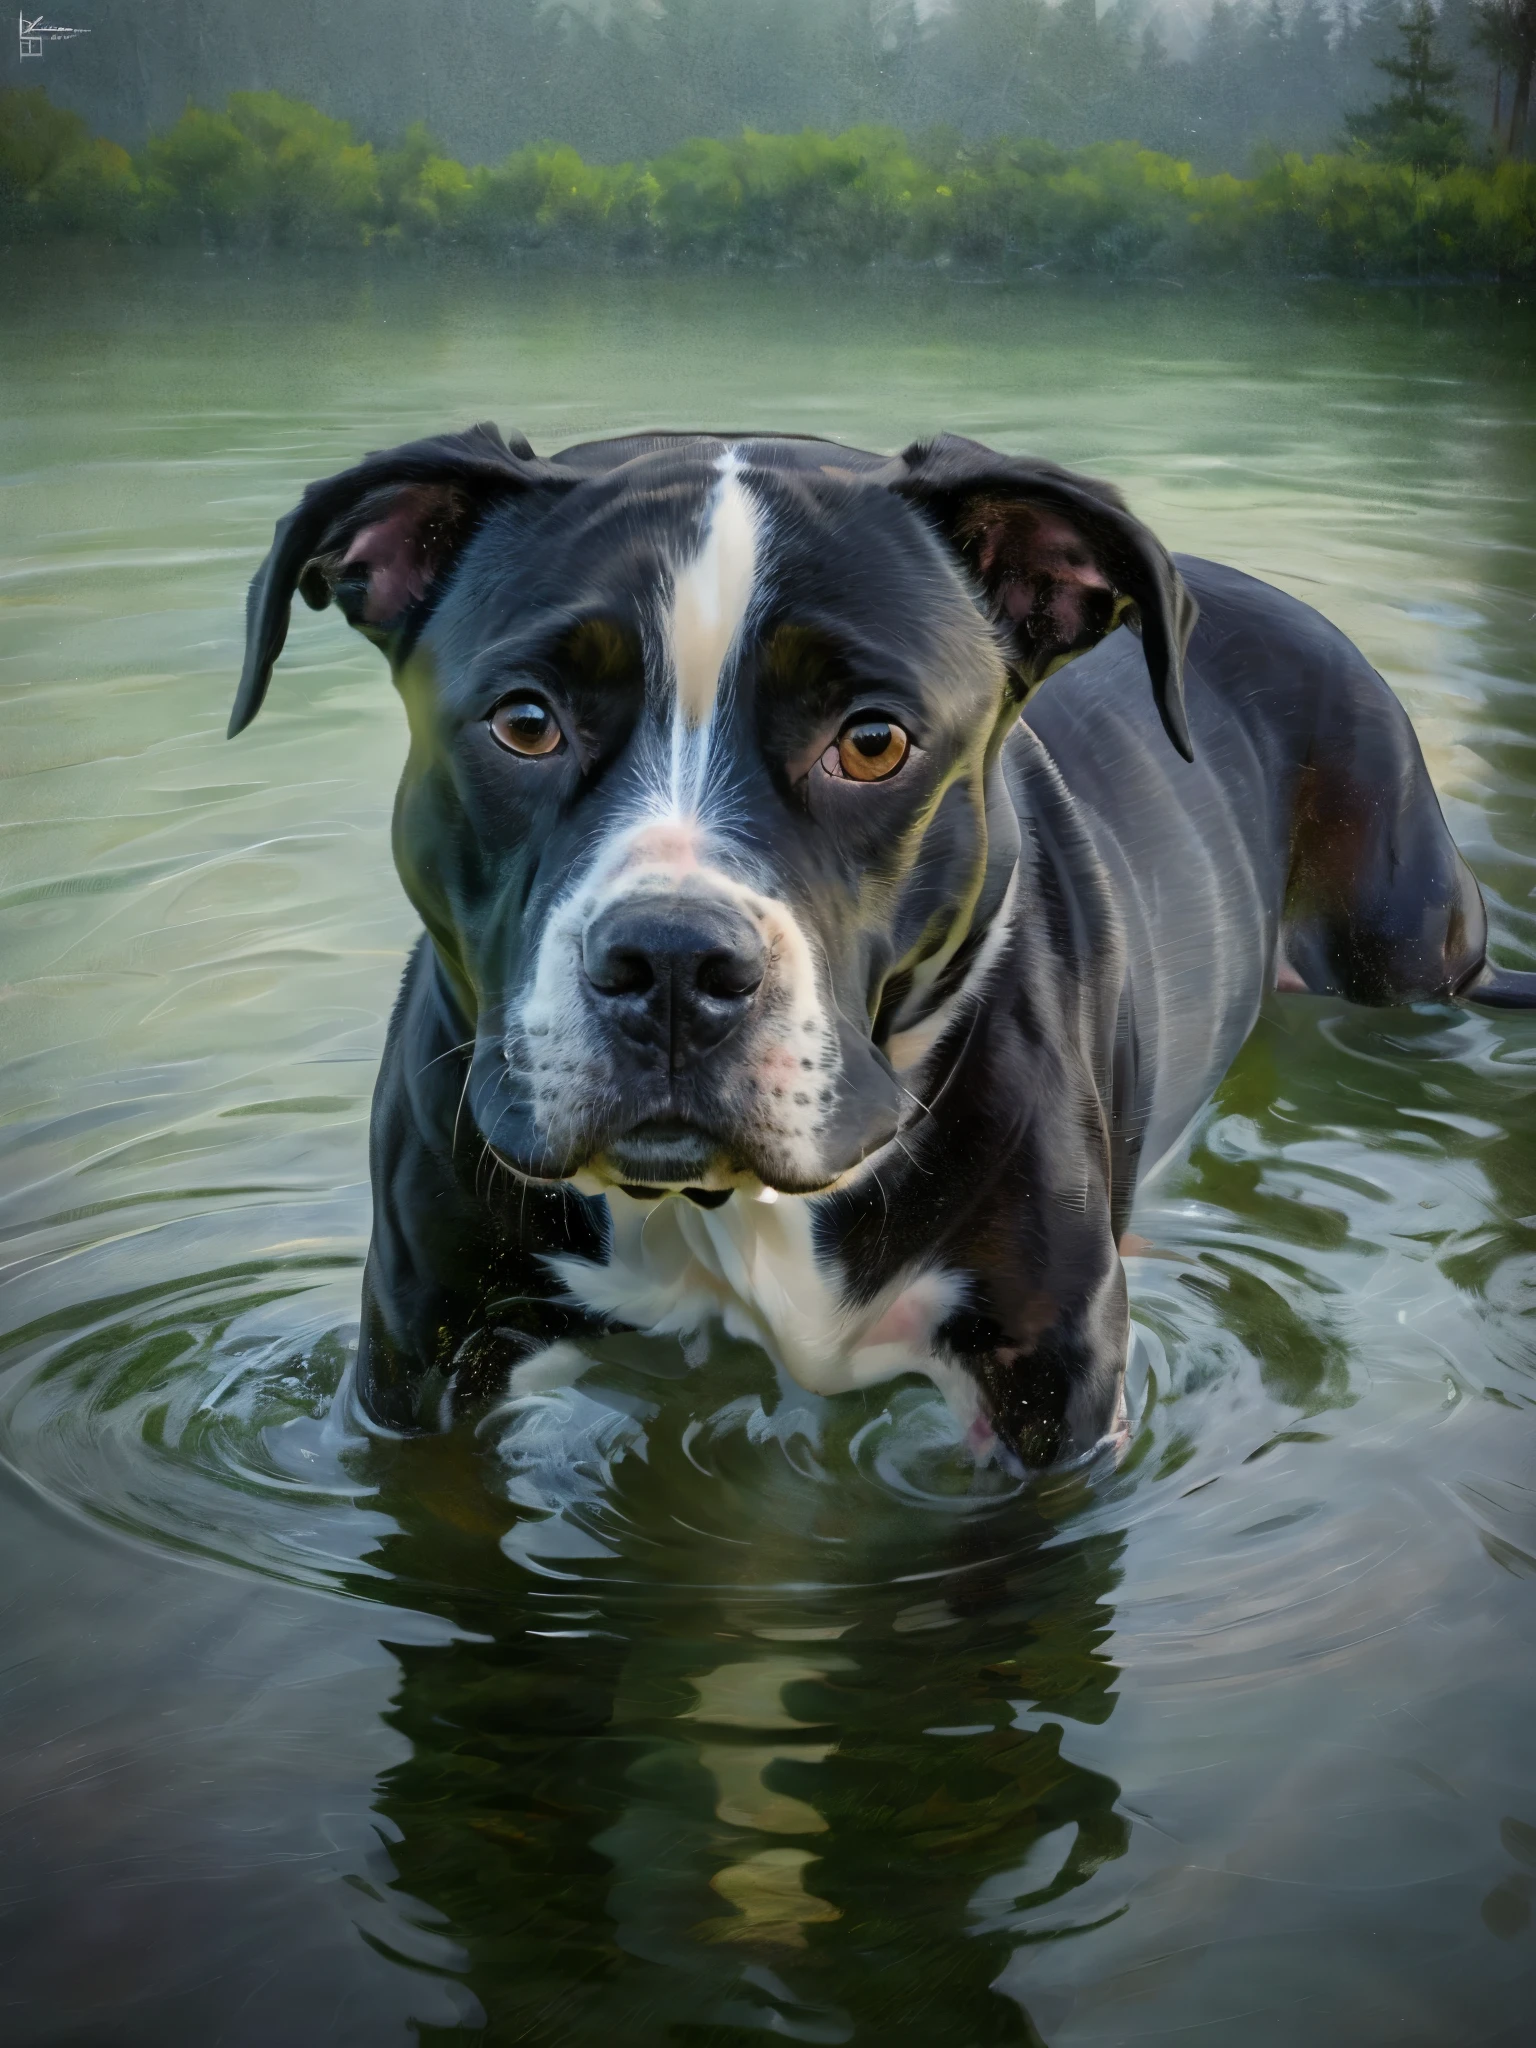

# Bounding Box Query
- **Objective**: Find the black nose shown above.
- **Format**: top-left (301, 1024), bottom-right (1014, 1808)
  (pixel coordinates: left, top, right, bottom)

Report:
top-left (582, 896), bottom-right (767, 1063)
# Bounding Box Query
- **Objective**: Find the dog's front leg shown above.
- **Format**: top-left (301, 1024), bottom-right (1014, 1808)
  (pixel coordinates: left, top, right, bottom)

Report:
top-left (355, 942), bottom-right (605, 1432)
top-left (356, 1048), bottom-right (527, 1432)
top-left (964, 1275), bottom-right (1129, 1470)
top-left (357, 1082), bottom-right (605, 1433)
top-left (935, 1157), bottom-right (1129, 1469)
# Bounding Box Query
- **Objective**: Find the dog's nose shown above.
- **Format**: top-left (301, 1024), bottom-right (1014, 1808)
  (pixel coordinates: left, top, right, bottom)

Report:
top-left (582, 898), bottom-right (767, 1062)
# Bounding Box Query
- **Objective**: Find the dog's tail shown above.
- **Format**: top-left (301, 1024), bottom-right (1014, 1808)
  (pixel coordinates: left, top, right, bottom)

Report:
top-left (1460, 962), bottom-right (1536, 1010)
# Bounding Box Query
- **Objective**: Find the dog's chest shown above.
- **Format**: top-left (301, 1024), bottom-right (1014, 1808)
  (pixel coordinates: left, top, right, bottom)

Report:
top-left (544, 1190), bottom-right (968, 1399)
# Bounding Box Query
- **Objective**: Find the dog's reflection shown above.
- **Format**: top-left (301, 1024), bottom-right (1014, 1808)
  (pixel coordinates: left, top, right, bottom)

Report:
top-left (352, 1399), bottom-right (1128, 2041)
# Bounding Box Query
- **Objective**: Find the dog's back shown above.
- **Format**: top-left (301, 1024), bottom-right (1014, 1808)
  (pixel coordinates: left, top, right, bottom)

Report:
top-left (1021, 557), bottom-right (1488, 1179)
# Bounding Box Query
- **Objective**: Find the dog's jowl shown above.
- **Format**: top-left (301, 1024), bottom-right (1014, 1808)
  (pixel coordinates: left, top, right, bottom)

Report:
top-left (232, 425), bottom-right (1536, 1464)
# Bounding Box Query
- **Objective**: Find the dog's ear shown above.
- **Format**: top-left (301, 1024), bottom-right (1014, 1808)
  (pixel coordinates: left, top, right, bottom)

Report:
top-left (230, 422), bottom-right (575, 737)
top-left (891, 434), bottom-right (1198, 761)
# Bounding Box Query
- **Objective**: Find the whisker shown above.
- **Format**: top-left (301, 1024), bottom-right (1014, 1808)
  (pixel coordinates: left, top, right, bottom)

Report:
top-left (890, 1131), bottom-right (931, 1177)
top-left (450, 1053), bottom-right (475, 1160)
top-left (417, 1036), bottom-right (475, 1079)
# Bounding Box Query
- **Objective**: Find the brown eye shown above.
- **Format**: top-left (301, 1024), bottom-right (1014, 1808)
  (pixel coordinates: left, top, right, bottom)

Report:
top-left (825, 716), bottom-right (911, 783)
top-left (490, 699), bottom-right (562, 757)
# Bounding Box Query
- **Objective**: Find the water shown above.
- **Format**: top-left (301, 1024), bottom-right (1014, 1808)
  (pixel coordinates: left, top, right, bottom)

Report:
top-left (2, 248), bottom-right (1535, 2045)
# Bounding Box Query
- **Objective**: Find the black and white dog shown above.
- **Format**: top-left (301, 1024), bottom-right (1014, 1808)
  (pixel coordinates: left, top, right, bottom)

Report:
top-left (232, 425), bottom-right (1534, 1465)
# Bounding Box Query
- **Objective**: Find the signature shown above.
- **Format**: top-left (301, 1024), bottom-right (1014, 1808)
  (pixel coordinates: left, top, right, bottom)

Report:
top-left (19, 11), bottom-right (90, 58)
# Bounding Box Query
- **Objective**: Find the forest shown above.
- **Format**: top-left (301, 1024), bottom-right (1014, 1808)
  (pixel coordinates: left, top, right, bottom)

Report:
top-left (8, 0), bottom-right (1533, 170)
top-left (3, 1), bottom-right (1533, 278)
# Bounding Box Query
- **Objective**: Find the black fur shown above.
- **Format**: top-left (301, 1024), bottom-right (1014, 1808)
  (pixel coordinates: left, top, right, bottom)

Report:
top-left (232, 427), bottom-right (1531, 1460)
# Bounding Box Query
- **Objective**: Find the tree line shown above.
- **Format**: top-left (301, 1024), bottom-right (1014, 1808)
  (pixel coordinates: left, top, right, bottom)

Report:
top-left (4, 69), bottom-right (1532, 279)
top-left (17, 0), bottom-right (1534, 178)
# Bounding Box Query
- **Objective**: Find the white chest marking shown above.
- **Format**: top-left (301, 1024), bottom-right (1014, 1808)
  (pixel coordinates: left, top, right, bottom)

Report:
top-left (540, 1189), bottom-right (972, 1407)
top-left (503, 456), bottom-right (984, 1428)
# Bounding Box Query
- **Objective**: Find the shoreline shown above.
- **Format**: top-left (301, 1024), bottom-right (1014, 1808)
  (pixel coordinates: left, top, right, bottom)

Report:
top-left (5, 86), bottom-right (1534, 286)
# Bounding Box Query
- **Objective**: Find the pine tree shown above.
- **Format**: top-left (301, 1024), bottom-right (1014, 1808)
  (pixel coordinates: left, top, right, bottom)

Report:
top-left (1472, 0), bottom-right (1536, 152)
top-left (1140, 15), bottom-right (1171, 79)
top-left (1347, 0), bottom-right (1468, 168)
top-left (1292, 0), bottom-right (1337, 72)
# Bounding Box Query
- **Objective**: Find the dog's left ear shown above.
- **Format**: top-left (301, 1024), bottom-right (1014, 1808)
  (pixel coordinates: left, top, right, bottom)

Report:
top-left (891, 434), bottom-right (1198, 761)
top-left (230, 422), bottom-right (575, 737)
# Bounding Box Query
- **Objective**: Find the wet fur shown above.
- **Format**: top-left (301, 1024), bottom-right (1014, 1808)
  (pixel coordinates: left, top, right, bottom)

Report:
top-left (232, 428), bottom-right (1535, 1466)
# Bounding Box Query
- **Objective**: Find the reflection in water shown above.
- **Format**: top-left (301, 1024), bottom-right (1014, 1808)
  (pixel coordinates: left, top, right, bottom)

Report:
top-left (2, 254), bottom-right (1535, 2042)
top-left (359, 1361), bottom-right (1128, 2042)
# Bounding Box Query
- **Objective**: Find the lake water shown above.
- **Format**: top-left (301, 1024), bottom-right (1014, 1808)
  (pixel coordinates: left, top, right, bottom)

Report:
top-left (2, 248), bottom-right (1535, 2046)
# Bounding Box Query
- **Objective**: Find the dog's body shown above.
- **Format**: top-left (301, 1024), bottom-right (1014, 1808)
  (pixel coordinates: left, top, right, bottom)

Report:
top-left (233, 427), bottom-right (1533, 1464)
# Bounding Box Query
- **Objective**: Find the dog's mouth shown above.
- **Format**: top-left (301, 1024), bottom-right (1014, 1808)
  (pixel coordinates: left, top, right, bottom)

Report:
top-left (480, 1095), bottom-right (891, 1204)
top-left (470, 1028), bottom-right (900, 1200)
top-left (602, 1115), bottom-right (724, 1187)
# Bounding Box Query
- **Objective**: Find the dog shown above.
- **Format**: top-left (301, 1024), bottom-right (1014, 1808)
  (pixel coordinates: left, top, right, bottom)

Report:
top-left (230, 425), bottom-right (1535, 1466)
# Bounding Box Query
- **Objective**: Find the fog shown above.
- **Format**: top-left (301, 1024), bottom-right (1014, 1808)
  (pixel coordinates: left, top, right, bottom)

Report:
top-left (1, 0), bottom-right (1511, 174)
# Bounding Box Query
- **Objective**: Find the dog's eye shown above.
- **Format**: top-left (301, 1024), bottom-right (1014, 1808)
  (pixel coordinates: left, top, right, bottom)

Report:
top-left (823, 716), bottom-right (911, 784)
top-left (489, 699), bottom-right (563, 757)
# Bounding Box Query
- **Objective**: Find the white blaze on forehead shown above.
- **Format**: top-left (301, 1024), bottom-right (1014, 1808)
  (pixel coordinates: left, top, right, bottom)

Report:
top-left (668, 458), bottom-right (762, 732)
top-left (511, 451), bottom-right (846, 1196)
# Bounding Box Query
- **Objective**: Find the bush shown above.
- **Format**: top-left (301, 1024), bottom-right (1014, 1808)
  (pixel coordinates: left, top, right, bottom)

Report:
top-left (138, 93), bottom-right (379, 245)
top-left (2, 85), bottom-right (1533, 279)
top-left (0, 86), bottom-right (137, 232)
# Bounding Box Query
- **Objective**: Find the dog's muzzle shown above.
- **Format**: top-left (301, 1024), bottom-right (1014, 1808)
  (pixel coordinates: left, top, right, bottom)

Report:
top-left (580, 889), bottom-right (770, 1184)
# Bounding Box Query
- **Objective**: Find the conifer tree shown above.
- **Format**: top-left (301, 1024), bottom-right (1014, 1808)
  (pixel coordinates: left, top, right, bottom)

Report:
top-left (1348, 0), bottom-right (1468, 168)
top-left (1472, 0), bottom-right (1536, 152)
top-left (1140, 16), bottom-right (1171, 81)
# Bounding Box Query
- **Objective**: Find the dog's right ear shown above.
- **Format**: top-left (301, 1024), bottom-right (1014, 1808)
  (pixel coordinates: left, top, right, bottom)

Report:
top-left (229, 422), bottom-right (575, 737)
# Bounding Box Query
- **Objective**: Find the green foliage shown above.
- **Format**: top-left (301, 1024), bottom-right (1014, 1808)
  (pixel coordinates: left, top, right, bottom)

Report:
top-left (0, 84), bottom-right (93, 194)
top-left (1347, 0), bottom-right (1469, 172)
top-left (1253, 144), bottom-right (1536, 272)
top-left (0, 85), bottom-right (137, 231)
top-left (139, 92), bottom-right (381, 243)
top-left (2, 83), bottom-right (1534, 279)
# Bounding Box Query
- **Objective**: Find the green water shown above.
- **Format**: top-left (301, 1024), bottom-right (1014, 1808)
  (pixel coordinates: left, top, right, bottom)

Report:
top-left (2, 249), bottom-right (1536, 2046)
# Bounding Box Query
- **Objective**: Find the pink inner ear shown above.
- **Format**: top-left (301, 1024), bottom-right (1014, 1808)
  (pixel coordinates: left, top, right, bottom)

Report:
top-left (978, 508), bottom-right (1112, 636)
top-left (341, 502), bottom-right (438, 624)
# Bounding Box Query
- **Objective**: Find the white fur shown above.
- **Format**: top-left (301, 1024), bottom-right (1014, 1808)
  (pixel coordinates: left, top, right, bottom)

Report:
top-left (667, 455), bottom-right (760, 743)
top-left (520, 1185), bottom-right (975, 1417)
top-left (513, 867), bottom-right (1030, 1424)
top-left (512, 451), bottom-right (842, 1191)
top-left (501, 459), bottom-right (1020, 1425)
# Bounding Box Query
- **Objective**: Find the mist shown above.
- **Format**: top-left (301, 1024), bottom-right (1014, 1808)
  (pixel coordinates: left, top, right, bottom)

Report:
top-left (2, 0), bottom-right (1515, 176)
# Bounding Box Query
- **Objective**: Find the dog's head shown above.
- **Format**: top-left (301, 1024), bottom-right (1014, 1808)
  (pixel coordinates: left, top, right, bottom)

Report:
top-left (234, 425), bottom-right (1194, 1198)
